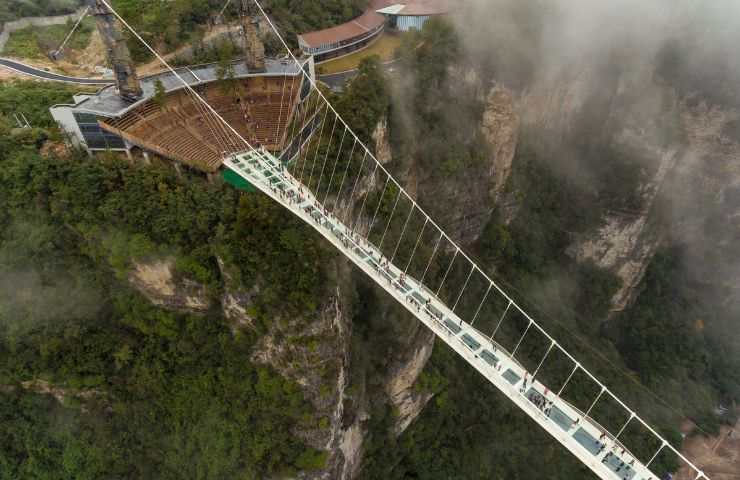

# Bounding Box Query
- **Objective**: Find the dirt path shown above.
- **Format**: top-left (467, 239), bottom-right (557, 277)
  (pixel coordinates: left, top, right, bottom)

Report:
top-left (1, 21), bottom-right (238, 82)
top-left (677, 416), bottom-right (740, 480)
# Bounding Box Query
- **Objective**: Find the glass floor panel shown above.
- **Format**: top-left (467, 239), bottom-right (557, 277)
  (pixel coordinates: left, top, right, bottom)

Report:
top-left (574, 428), bottom-right (601, 456)
top-left (411, 292), bottom-right (427, 304)
top-left (503, 369), bottom-right (521, 385)
top-left (549, 405), bottom-right (575, 432)
top-left (526, 388), bottom-right (545, 404)
top-left (427, 304), bottom-right (442, 319)
top-left (462, 333), bottom-right (481, 350)
top-left (602, 452), bottom-right (637, 480)
top-left (480, 349), bottom-right (499, 367)
top-left (443, 318), bottom-right (462, 334)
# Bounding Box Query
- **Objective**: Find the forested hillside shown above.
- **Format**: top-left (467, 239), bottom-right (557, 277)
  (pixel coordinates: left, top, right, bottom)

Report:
top-left (0, 80), bottom-right (341, 477)
top-left (0, 0), bottom-right (82, 28)
top-left (110, 0), bottom-right (366, 60)
top-left (1, 0), bottom-right (739, 478)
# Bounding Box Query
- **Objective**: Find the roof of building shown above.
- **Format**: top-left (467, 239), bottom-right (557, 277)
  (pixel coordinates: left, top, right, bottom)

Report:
top-left (376, 4), bottom-right (405, 15)
top-left (298, 9), bottom-right (386, 49)
top-left (60, 58), bottom-right (304, 118)
top-left (377, 0), bottom-right (453, 16)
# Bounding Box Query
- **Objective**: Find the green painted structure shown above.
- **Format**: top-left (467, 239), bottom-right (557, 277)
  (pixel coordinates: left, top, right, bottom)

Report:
top-left (222, 168), bottom-right (257, 192)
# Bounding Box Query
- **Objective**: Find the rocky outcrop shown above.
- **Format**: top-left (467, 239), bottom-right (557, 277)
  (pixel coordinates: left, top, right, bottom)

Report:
top-left (385, 325), bottom-right (435, 435)
top-left (372, 117), bottom-right (392, 166)
top-left (517, 60), bottom-right (682, 311)
top-left (19, 379), bottom-right (102, 403)
top-left (482, 86), bottom-right (520, 201)
top-left (569, 136), bottom-right (680, 311)
top-left (248, 258), bottom-right (358, 479)
top-left (338, 419), bottom-right (365, 479)
top-left (221, 291), bottom-right (256, 328)
top-left (481, 85), bottom-right (520, 223)
top-left (118, 237), bottom-right (437, 480)
top-left (128, 258), bottom-right (210, 312)
top-left (570, 209), bottom-right (664, 312)
top-left (405, 78), bottom-right (520, 246)
top-left (2, 380), bottom-right (104, 413)
top-left (668, 101), bottom-right (740, 302)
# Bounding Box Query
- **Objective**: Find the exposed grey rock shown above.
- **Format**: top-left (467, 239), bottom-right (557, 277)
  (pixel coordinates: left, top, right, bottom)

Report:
top-left (128, 258), bottom-right (210, 313)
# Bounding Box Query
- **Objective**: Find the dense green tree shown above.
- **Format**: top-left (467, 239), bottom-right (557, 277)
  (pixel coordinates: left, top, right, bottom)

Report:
top-left (0, 80), bottom-right (339, 476)
top-left (335, 56), bottom-right (389, 141)
top-left (0, 0), bottom-right (82, 28)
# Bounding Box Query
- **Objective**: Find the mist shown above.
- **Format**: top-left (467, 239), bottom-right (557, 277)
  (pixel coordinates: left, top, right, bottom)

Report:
top-left (0, 218), bottom-right (104, 339)
top-left (434, 0), bottom-right (740, 370)
top-left (451, 0), bottom-right (740, 94)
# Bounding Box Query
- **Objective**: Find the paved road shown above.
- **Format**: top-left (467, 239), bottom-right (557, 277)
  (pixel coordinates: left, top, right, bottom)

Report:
top-left (318, 70), bottom-right (358, 91)
top-left (0, 58), bottom-right (113, 85)
top-left (318, 59), bottom-right (399, 91)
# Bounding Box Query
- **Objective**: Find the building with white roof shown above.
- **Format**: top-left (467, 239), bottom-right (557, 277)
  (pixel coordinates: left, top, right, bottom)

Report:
top-left (376, 0), bottom-right (453, 32)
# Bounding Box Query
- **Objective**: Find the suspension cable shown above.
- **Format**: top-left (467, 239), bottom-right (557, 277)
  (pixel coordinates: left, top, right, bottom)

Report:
top-left (345, 149), bottom-right (369, 223)
top-left (323, 126), bottom-right (348, 205)
top-left (315, 114), bottom-right (339, 193)
top-left (404, 217), bottom-right (428, 274)
top-left (307, 103), bottom-right (330, 189)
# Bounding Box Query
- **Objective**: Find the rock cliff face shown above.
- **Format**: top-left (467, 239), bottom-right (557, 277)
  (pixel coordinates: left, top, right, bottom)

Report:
top-left (668, 101), bottom-right (740, 304)
top-left (480, 85), bottom-right (521, 224)
top-left (400, 73), bottom-right (520, 246)
top-left (129, 258), bottom-right (210, 312)
top-left (129, 251), bottom-right (439, 479)
top-left (482, 86), bottom-right (521, 203)
top-left (391, 55), bottom-right (740, 320)
top-left (239, 260), bottom-right (440, 478)
top-left (525, 62), bottom-right (740, 312)
top-left (251, 281), bottom-right (353, 479)
top-left (4, 380), bottom-right (103, 406)
top-left (372, 117), bottom-right (393, 166)
top-left (515, 60), bottom-right (682, 311)
top-left (385, 324), bottom-right (435, 435)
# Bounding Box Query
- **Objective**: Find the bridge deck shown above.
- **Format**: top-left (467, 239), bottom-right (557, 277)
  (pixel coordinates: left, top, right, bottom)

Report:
top-left (224, 149), bottom-right (664, 480)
